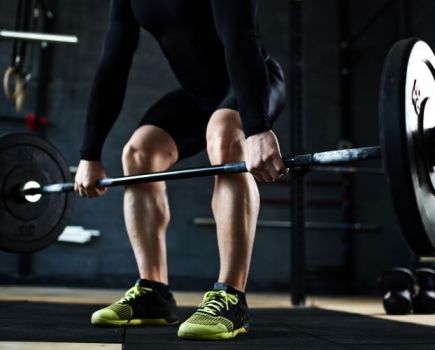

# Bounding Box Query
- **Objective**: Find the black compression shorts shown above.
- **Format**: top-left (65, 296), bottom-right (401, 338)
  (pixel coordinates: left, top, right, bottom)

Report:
top-left (138, 57), bottom-right (286, 160)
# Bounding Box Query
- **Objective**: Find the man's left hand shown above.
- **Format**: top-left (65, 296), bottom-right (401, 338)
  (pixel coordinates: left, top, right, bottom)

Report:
top-left (245, 130), bottom-right (288, 182)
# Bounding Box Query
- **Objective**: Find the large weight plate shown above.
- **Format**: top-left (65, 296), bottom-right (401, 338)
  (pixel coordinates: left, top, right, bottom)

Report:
top-left (0, 133), bottom-right (74, 253)
top-left (380, 38), bottom-right (435, 256)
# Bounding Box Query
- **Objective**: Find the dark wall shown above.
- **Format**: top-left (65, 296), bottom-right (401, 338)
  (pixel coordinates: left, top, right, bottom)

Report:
top-left (0, 0), bottom-right (433, 293)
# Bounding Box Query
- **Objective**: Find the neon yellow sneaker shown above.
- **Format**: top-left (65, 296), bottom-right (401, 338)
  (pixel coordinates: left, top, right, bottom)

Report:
top-left (91, 281), bottom-right (178, 326)
top-left (177, 284), bottom-right (249, 340)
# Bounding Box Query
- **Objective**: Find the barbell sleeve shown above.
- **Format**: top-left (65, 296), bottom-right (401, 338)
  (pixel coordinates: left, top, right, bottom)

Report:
top-left (21, 146), bottom-right (381, 196)
top-left (38, 183), bottom-right (75, 193)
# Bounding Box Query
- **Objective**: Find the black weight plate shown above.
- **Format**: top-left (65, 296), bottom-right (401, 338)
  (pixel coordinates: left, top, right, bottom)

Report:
top-left (0, 133), bottom-right (74, 253)
top-left (380, 38), bottom-right (435, 256)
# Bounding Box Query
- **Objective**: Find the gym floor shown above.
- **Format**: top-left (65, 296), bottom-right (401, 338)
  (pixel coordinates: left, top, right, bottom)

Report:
top-left (1, 287), bottom-right (434, 349)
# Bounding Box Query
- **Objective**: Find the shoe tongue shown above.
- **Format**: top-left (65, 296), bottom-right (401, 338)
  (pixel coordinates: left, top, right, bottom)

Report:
top-left (213, 283), bottom-right (247, 306)
top-left (213, 282), bottom-right (240, 296)
top-left (213, 282), bottom-right (228, 291)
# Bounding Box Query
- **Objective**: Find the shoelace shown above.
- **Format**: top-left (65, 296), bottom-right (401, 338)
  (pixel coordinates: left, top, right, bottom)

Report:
top-left (118, 284), bottom-right (152, 304)
top-left (197, 290), bottom-right (239, 316)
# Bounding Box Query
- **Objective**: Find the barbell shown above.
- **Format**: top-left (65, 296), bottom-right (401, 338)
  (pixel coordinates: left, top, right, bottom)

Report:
top-left (0, 37), bottom-right (434, 256)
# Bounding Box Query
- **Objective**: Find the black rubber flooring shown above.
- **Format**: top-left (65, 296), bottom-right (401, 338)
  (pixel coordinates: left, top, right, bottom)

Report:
top-left (1, 301), bottom-right (435, 349)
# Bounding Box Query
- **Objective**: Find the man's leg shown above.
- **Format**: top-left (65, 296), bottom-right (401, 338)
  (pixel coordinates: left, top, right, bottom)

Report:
top-left (122, 125), bottom-right (179, 284)
top-left (205, 109), bottom-right (259, 292)
top-left (178, 108), bottom-right (256, 339)
top-left (91, 125), bottom-right (179, 327)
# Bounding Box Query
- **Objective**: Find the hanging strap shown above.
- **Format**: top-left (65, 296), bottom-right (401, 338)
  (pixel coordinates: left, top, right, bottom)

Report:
top-left (3, 66), bottom-right (25, 112)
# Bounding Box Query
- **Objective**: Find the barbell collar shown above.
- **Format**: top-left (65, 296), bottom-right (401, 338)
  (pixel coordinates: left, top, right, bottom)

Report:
top-left (21, 146), bottom-right (381, 196)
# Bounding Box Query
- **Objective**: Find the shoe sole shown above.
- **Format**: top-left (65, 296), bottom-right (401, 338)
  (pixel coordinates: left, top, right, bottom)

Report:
top-left (177, 326), bottom-right (248, 340)
top-left (92, 318), bottom-right (179, 327)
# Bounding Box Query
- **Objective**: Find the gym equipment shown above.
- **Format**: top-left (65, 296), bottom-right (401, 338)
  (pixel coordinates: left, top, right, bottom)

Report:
top-left (413, 268), bottom-right (435, 314)
top-left (381, 38), bottom-right (435, 258)
top-left (193, 218), bottom-right (379, 232)
top-left (1, 38), bottom-right (435, 254)
top-left (0, 133), bottom-right (74, 253)
top-left (3, 66), bottom-right (25, 112)
top-left (0, 30), bottom-right (78, 44)
top-left (21, 146), bottom-right (380, 195)
top-left (1, 0), bottom-right (79, 112)
top-left (379, 267), bottom-right (415, 315)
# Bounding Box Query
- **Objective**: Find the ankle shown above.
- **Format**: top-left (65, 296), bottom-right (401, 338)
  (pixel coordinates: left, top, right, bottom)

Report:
top-left (137, 278), bottom-right (171, 296)
top-left (214, 282), bottom-right (247, 306)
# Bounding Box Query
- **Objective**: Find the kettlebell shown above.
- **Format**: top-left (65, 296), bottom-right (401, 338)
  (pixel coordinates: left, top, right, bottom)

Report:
top-left (379, 267), bottom-right (415, 315)
top-left (413, 268), bottom-right (435, 314)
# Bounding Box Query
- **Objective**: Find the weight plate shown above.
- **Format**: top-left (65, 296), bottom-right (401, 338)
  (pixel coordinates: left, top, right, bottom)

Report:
top-left (380, 38), bottom-right (435, 256)
top-left (0, 133), bottom-right (74, 253)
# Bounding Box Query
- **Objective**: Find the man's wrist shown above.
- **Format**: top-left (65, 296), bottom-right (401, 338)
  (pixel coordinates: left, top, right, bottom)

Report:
top-left (243, 121), bottom-right (271, 138)
top-left (80, 149), bottom-right (102, 162)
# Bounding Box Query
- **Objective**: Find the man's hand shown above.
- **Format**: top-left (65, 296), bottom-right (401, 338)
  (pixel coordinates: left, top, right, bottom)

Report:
top-left (74, 160), bottom-right (108, 198)
top-left (245, 130), bottom-right (288, 182)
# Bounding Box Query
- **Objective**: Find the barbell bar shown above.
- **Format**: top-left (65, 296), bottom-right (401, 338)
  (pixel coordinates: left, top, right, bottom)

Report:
top-left (1, 37), bottom-right (435, 256)
top-left (20, 146), bottom-right (381, 197)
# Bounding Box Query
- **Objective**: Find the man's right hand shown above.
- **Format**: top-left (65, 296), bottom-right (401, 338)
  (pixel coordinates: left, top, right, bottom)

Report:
top-left (74, 160), bottom-right (108, 198)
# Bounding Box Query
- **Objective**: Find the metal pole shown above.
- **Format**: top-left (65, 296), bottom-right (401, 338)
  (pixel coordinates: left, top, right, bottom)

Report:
top-left (338, 0), bottom-right (357, 293)
top-left (289, 0), bottom-right (306, 306)
top-left (21, 146), bottom-right (381, 196)
top-left (193, 217), bottom-right (379, 232)
top-left (34, 6), bottom-right (54, 138)
top-left (0, 30), bottom-right (78, 44)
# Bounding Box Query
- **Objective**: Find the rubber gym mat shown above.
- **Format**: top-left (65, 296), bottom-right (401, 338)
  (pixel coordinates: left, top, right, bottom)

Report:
top-left (125, 308), bottom-right (435, 349)
top-left (0, 301), bottom-right (125, 343)
top-left (1, 302), bottom-right (435, 349)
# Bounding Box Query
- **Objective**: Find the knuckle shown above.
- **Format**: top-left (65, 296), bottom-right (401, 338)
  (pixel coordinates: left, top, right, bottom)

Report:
top-left (264, 154), bottom-right (274, 162)
top-left (248, 168), bottom-right (260, 176)
top-left (256, 159), bottom-right (266, 167)
top-left (83, 181), bottom-right (94, 188)
top-left (249, 161), bottom-right (262, 170)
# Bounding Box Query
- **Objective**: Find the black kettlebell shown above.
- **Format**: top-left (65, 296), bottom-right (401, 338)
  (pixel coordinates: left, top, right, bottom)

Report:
top-left (379, 267), bottom-right (415, 315)
top-left (413, 268), bottom-right (435, 314)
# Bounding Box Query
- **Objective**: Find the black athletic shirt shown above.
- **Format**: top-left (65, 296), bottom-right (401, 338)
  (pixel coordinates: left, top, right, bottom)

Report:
top-left (81, 0), bottom-right (271, 161)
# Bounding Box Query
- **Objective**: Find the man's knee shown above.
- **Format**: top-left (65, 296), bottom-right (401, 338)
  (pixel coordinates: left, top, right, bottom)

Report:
top-left (122, 141), bottom-right (171, 225)
top-left (122, 127), bottom-right (177, 174)
top-left (206, 110), bottom-right (246, 164)
top-left (207, 131), bottom-right (245, 165)
top-left (122, 143), bottom-right (150, 172)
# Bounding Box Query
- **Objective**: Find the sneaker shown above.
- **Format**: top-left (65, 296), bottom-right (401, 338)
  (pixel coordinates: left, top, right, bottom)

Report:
top-left (177, 283), bottom-right (249, 340)
top-left (91, 281), bottom-right (178, 326)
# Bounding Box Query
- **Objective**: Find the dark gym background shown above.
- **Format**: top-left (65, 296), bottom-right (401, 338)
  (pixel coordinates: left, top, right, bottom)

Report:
top-left (0, 0), bottom-right (432, 294)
